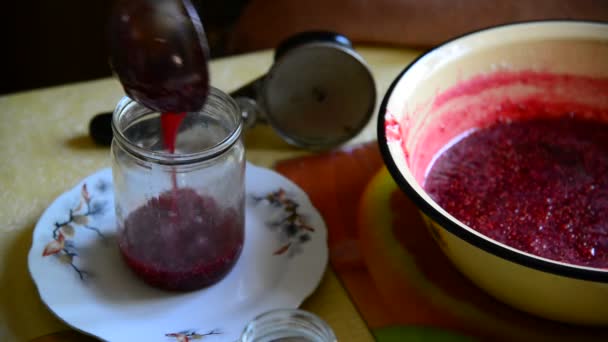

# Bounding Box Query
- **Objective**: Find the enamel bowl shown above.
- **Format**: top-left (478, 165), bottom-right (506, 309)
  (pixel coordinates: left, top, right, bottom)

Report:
top-left (378, 21), bottom-right (608, 325)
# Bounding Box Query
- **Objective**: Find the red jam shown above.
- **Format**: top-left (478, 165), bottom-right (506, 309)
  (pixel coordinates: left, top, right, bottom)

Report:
top-left (118, 188), bottom-right (244, 291)
top-left (424, 117), bottom-right (608, 267)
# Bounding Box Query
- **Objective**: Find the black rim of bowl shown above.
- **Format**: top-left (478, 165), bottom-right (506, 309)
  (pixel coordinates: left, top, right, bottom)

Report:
top-left (377, 19), bottom-right (608, 282)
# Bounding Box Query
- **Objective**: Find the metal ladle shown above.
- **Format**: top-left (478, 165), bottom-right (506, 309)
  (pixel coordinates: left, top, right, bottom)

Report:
top-left (90, 32), bottom-right (376, 150)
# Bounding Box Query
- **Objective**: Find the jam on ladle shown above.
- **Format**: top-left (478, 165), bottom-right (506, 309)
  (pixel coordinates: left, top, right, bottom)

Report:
top-left (109, 0), bottom-right (244, 291)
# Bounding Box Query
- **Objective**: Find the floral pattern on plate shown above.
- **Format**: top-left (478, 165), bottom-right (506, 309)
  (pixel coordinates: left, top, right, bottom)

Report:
top-left (165, 329), bottom-right (222, 341)
top-left (253, 188), bottom-right (316, 257)
top-left (42, 183), bottom-right (109, 280)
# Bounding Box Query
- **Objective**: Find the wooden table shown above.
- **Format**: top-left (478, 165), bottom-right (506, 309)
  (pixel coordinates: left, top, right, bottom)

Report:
top-left (0, 46), bottom-right (421, 341)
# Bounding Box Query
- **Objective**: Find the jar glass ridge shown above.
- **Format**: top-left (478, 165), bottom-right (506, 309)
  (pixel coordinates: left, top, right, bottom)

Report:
top-left (239, 309), bottom-right (337, 342)
top-left (111, 87), bottom-right (245, 291)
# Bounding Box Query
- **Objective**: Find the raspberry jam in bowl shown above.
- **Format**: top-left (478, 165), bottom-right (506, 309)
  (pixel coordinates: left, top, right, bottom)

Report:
top-left (378, 21), bottom-right (608, 324)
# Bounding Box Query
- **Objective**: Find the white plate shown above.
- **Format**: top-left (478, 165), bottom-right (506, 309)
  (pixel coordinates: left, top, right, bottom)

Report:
top-left (28, 163), bottom-right (328, 342)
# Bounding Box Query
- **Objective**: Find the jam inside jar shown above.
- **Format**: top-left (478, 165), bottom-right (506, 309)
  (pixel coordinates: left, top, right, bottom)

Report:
top-left (111, 87), bottom-right (245, 291)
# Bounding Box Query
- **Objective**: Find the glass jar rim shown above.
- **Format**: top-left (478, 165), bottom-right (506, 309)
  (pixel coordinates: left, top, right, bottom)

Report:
top-left (239, 308), bottom-right (337, 342)
top-left (111, 87), bottom-right (243, 165)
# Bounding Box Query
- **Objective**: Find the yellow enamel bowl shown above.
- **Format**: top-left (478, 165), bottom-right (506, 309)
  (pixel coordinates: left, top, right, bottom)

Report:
top-left (377, 21), bottom-right (608, 325)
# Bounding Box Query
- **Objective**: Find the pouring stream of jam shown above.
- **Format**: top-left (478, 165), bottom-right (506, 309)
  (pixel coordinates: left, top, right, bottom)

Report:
top-left (160, 111), bottom-right (186, 189)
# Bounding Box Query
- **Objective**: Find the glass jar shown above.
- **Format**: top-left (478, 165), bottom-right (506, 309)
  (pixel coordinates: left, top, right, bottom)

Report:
top-left (239, 309), bottom-right (337, 342)
top-left (111, 87), bottom-right (245, 291)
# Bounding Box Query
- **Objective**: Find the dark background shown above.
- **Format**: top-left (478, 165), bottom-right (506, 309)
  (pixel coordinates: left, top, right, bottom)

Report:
top-left (2, 1), bottom-right (248, 95)
top-left (6, 1), bottom-right (607, 96)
